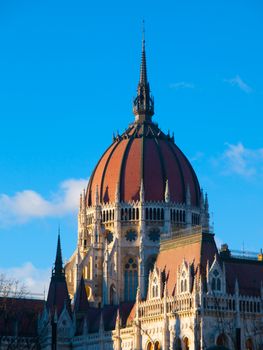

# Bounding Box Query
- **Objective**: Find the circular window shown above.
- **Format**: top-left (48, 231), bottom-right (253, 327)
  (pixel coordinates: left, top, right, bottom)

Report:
top-left (106, 231), bottom-right (113, 243)
top-left (148, 228), bottom-right (160, 242)
top-left (125, 258), bottom-right (137, 270)
top-left (125, 230), bottom-right (137, 242)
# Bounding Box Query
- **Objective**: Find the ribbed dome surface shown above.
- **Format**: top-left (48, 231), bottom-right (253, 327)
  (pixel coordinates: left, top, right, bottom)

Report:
top-left (86, 121), bottom-right (200, 207)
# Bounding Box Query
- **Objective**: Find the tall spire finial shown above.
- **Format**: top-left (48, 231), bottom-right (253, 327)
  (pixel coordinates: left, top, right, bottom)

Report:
top-left (140, 20), bottom-right (147, 85)
top-left (133, 22), bottom-right (154, 123)
top-left (53, 230), bottom-right (64, 279)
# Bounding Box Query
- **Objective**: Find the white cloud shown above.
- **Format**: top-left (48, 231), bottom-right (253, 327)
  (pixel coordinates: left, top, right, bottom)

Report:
top-left (0, 262), bottom-right (50, 296)
top-left (169, 81), bottom-right (195, 89)
top-left (0, 178), bottom-right (88, 226)
top-left (219, 143), bottom-right (263, 178)
top-left (224, 75), bottom-right (252, 93)
top-left (190, 151), bottom-right (204, 162)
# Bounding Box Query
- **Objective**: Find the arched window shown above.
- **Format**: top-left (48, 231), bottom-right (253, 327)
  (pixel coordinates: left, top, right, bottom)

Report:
top-left (124, 258), bottom-right (138, 301)
top-left (216, 333), bottom-right (227, 347)
top-left (246, 338), bottom-right (253, 350)
top-left (211, 269), bottom-right (221, 292)
top-left (212, 278), bottom-right (216, 290)
top-left (154, 341), bottom-right (161, 350)
top-left (147, 342), bottom-right (154, 350)
top-left (152, 277), bottom-right (159, 299)
top-left (183, 337), bottom-right (189, 350)
top-left (174, 338), bottom-right (182, 350)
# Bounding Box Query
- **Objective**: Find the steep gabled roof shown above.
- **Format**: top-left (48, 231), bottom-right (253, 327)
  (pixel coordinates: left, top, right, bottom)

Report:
top-left (0, 297), bottom-right (44, 337)
top-left (74, 275), bottom-right (89, 314)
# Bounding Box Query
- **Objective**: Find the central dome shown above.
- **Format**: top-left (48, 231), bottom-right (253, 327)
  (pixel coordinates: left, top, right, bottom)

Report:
top-left (86, 122), bottom-right (200, 207)
top-left (86, 37), bottom-right (201, 208)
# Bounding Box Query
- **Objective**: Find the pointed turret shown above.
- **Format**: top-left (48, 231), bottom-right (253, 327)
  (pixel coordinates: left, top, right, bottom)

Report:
top-left (133, 24), bottom-right (154, 123)
top-left (74, 275), bottom-right (89, 314)
top-left (53, 233), bottom-right (64, 279)
top-left (46, 233), bottom-right (71, 318)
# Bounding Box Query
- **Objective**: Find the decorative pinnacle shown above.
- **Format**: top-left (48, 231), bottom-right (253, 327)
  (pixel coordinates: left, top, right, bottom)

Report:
top-left (133, 23), bottom-right (154, 123)
top-left (53, 232), bottom-right (64, 278)
top-left (140, 21), bottom-right (147, 86)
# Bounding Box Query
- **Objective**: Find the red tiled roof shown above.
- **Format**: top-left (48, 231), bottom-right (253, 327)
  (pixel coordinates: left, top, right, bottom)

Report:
top-left (224, 259), bottom-right (263, 297)
top-left (0, 297), bottom-right (44, 337)
top-left (156, 231), bottom-right (218, 295)
top-left (86, 122), bottom-right (200, 206)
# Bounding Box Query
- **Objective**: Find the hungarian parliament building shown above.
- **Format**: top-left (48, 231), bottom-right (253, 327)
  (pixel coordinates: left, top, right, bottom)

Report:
top-left (1, 37), bottom-right (263, 350)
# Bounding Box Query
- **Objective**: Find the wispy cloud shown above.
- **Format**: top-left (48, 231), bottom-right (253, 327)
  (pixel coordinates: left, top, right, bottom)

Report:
top-left (0, 178), bottom-right (88, 226)
top-left (0, 262), bottom-right (50, 295)
top-left (190, 151), bottom-right (204, 162)
top-left (215, 143), bottom-right (263, 178)
top-left (169, 81), bottom-right (195, 90)
top-left (224, 75), bottom-right (252, 93)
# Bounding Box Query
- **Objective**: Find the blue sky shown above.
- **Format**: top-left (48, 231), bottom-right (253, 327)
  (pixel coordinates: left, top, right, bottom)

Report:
top-left (0, 0), bottom-right (263, 293)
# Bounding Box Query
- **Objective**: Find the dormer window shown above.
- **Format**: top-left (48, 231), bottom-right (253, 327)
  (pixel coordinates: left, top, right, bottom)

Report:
top-left (211, 269), bottom-right (221, 291)
top-left (181, 271), bottom-right (187, 293)
top-left (152, 277), bottom-right (159, 298)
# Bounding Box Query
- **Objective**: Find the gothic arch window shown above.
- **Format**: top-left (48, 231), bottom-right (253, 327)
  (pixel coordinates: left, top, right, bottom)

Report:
top-left (146, 342), bottom-right (154, 350)
top-left (124, 257), bottom-right (138, 301)
top-left (181, 271), bottom-right (187, 293)
top-left (246, 338), bottom-right (253, 350)
top-left (183, 337), bottom-right (189, 350)
top-left (211, 269), bottom-right (221, 292)
top-left (216, 333), bottom-right (227, 347)
top-left (174, 338), bottom-right (182, 350)
top-left (152, 277), bottom-right (159, 298)
top-left (154, 341), bottom-right (161, 350)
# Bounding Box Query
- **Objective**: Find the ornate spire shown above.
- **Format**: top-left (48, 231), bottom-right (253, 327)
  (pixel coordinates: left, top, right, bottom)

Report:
top-left (53, 231), bottom-right (64, 278)
top-left (133, 23), bottom-right (154, 123)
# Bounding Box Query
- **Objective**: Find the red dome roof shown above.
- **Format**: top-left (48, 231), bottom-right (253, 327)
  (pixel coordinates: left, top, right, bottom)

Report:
top-left (86, 121), bottom-right (200, 207)
top-left (86, 38), bottom-right (200, 207)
